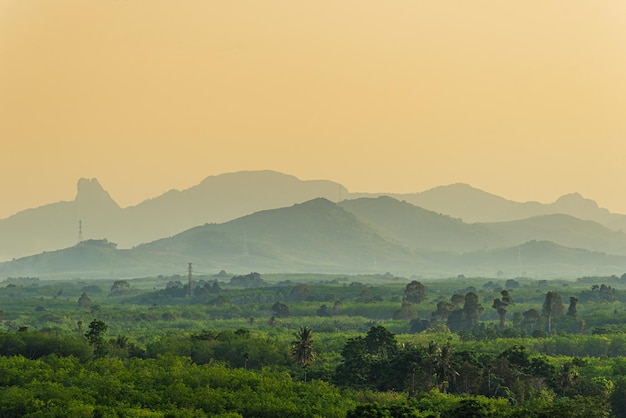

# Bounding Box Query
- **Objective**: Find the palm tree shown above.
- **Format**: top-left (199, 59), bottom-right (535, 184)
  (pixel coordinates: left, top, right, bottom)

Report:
top-left (289, 326), bottom-right (316, 382)
top-left (492, 298), bottom-right (508, 330)
top-left (559, 362), bottom-right (578, 395)
top-left (542, 291), bottom-right (564, 334)
top-left (427, 341), bottom-right (458, 393)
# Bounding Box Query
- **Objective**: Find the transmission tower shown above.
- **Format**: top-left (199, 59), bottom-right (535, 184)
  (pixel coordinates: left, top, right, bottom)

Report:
top-left (77, 220), bottom-right (83, 244)
top-left (187, 262), bottom-right (194, 297)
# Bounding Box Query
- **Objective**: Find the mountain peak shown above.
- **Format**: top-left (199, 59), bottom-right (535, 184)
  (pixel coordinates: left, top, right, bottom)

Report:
top-left (423, 183), bottom-right (504, 200)
top-left (553, 192), bottom-right (600, 211)
top-left (75, 178), bottom-right (119, 207)
top-left (555, 192), bottom-right (595, 204)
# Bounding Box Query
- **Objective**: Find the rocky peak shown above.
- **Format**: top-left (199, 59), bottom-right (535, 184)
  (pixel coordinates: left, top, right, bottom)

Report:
top-left (74, 178), bottom-right (119, 208)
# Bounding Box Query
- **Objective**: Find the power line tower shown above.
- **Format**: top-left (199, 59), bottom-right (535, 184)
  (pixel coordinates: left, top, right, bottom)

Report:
top-left (187, 262), bottom-right (194, 297)
top-left (77, 220), bottom-right (83, 244)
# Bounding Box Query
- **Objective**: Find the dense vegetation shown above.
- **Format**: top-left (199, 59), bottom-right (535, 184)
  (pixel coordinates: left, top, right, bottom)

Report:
top-left (3, 272), bottom-right (626, 417)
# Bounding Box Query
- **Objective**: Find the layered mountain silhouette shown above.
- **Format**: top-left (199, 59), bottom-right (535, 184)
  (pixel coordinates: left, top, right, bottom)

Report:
top-left (0, 178), bottom-right (122, 261)
top-left (3, 170), bottom-right (626, 278)
top-left (0, 198), bottom-right (415, 278)
top-left (0, 171), bottom-right (346, 260)
top-left (3, 189), bottom-right (626, 279)
top-left (363, 183), bottom-right (626, 228)
top-left (4, 171), bottom-right (626, 263)
top-left (338, 197), bottom-right (503, 253)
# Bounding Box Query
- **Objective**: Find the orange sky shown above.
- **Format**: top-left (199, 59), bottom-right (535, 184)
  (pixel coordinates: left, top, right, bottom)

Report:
top-left (1, 1), bottom-right (626, 219)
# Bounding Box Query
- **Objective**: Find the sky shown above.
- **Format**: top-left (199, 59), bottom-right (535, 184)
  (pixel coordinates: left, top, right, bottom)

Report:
top-left (1, 1), bottom-right (626, 219)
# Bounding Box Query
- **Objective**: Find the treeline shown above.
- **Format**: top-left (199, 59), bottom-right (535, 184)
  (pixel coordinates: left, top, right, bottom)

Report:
top-left (0, 354), bottom-right (348, 417)
top-left (1, 326), bottom-right (624, 417)
top-left (336, 326), bottom-right (612, 413)
top-left (4, 273), bottom-right (626, 416)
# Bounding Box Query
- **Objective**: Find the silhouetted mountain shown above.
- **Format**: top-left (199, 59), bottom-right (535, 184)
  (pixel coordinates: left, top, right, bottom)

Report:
top-left (376, 184), bottom-right (626, 229)
top-left (136, 198), bottom-right (415, 274)
top-left (4, 197), bottom-right (626, 280)
top-left (0, 198), bottom-right (415, 278)
top-left (4, 170), bottom-right (626, 268)
top-left (349, 183), bottom-right (542, 222)
top-left (482, 214), bottom-right (626, 255)
top-left (0, 178), bottom-right (121, 261)
top-left (117, 170), bottom-right (348, 246)
top-left (0, 239), bottom-right (174, 279)
top-left (338, 196), bottom-right (504, 252)
top-left (455, 240), bottom-right (626, 278)
top-left (0, 171), bottom-right (347, 260)
top-left (338, 196), bottom-right (626, 256)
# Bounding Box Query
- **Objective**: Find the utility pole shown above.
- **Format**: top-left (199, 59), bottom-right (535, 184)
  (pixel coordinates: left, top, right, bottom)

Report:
top-left (187, 262), bottom-right (193, 297)
top-left (77, 220), bottom-right (83, 244)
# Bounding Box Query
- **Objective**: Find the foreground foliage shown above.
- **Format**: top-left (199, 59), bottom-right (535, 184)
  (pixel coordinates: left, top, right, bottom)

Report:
top-left (2, 272), bottom-right (626, 416)
top-left (0, 354), bottom-right (349, 417)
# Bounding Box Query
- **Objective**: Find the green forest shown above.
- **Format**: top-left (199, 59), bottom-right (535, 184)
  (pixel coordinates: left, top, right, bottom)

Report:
top-left (3, 271), bottom-right (626, 417)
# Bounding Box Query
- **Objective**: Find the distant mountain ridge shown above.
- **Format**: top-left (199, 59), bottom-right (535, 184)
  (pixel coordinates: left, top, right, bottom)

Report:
top-left (3, 196), bottom-right (626, 279)
top-left (2, 170), bottom-right (626, 262)
top-left (338, 196), bottom-right (504, 253)
top-left (0, 171), bottom-right (347, 260)
top-left (359, 183), bottom-right (624, 228)
top-left (0, 178), bottom-right (123, 261)
top-left (337, 196), bottom-right (626, 257)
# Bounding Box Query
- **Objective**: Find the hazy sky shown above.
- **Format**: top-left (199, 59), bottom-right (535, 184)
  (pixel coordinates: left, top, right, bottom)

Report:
top-left (1, 1), bottom-right (626, 219)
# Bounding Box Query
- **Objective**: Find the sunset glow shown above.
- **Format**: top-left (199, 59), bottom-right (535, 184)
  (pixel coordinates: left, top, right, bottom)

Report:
top-left (2, 1), bottom-right (626, 218)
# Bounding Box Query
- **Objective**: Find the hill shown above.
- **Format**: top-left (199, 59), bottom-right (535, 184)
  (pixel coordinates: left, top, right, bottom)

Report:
top-left (338, 196), bottom-right (503, 252)
top-left (3, 170), bottom-right (626, 267)
top-left (454, 240), bottom-right (626, 278)
top-left (384, 184), bottom-right (626, 228)
top-left (0, 178), bottom-right (122, 261)
top-left (137, 198), bottom-right (415, 274)
top-left (4, 197), bottom-right (626, 279)
top-left (482, 214), bottom-right (626, 256)
top-left (0, 171), bottom-right (347, 261)
top-left (0, 198), bottom-right (415, 278)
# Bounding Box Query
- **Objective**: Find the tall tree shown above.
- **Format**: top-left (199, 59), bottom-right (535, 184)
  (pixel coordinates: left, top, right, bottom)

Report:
top-left (492, 298), bottom-right (508, 330)
top-left (432, 300), bottom-right (455, 324)
top-left (271, 301), bottom-right (290, 318)
top-left (335, 336), bottom-right (368, 387)
top-left (364, 325), bottom-right (397, 360)
top-left (500, 290), bottom-right (513, 305)
top-left (425, 341), bottom-right (458, 393)
top-left (404, 280), bottom-right (427, 303)
top-left (289, 326), bottom-right (316, 382)
top-left (85, 319), bottom-right (108, 358)
top-left (521, 309), bottom-right (541, 334)
top-left (77, 292), bottom-right (92, 308)
top-left (542, 291), bottom-right (564, 334)
top-left (567, 296), bottom-right (579, 318)
top-left (463, 292), bottom-right (484, 330)
top-left (559, 361), bottom-right (579, 395)
top-left (393, 301), bottom-right (418, 320)
top-left (492, 290), bottom-right (512, 330)
top-left (110, 280), bottom-right (130, 296)
top-left (610, 377), bottom-right (626, 418)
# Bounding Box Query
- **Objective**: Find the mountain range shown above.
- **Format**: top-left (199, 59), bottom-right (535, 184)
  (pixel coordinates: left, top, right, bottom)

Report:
top-left (0, 171), bottom-right (346, 261)
top-left (2, 170), bottom-right (626, 279)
